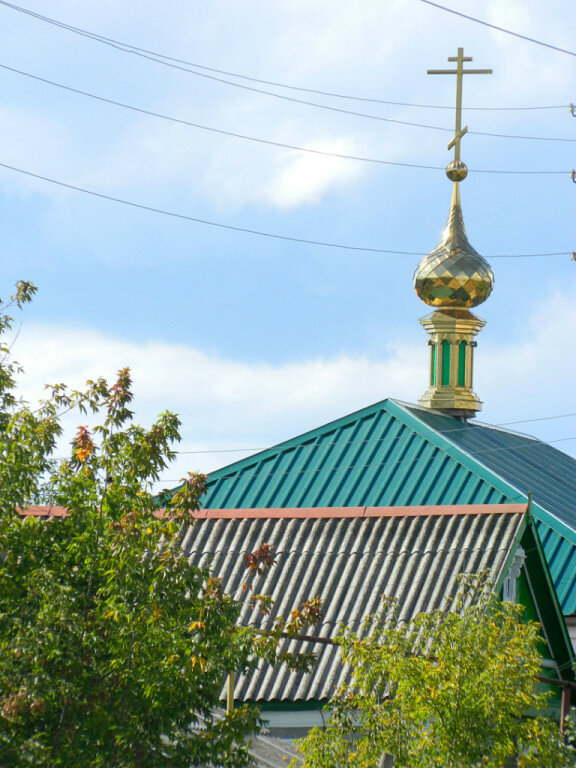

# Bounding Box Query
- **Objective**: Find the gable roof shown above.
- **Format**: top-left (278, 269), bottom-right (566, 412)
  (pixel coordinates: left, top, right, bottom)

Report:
top-left (201, 398), bottom-right (576, 613)
top-left (181, 504), bottom-right (567, 703)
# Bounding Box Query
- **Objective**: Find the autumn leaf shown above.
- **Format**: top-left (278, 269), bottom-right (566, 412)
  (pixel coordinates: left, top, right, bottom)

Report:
top-left (245, 542), bottom-right (276, 574)
top-left (74, 425), bottom-right (94, 463)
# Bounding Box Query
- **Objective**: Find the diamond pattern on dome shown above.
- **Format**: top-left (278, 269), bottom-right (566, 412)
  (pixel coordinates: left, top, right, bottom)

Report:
top-left (414, 195), bottom-right (494, 309)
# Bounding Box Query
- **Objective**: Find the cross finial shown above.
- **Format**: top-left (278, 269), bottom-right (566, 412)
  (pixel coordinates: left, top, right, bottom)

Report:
top-left (428, 48), bottom-right (492, 161)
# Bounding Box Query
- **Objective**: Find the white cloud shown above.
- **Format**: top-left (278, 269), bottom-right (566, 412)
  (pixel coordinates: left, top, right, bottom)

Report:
top-left (259, 139), bottom-right (365, 209)
top-left (9, 287), bottom-right (576, 485)
top-left (479, 290), bottom-right (576, 422)
top-left (12, 319), bottom-right (424, 482)
top-left (13, 322), bottom-right (423, 434)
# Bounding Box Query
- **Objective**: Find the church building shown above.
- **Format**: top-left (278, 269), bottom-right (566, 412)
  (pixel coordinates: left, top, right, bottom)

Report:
top-left (177, 49), bottom-right (576, 736)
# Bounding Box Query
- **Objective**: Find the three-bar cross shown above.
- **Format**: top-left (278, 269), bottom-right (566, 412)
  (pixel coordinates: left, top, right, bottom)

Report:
top-left (428, 47), bottom-right (492, 161)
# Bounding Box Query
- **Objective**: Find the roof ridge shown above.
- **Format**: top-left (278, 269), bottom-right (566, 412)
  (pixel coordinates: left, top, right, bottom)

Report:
top-left (205, 398), bottom-right (397, 482)
top-left (393, 399), bottom-right (537, 440)
top-left (384, 400), bottom-right (521, 498)
top-left (393, 399), bottom-right (563, 444)
top-left (190, 503), bottom-right (526, 519)
top-left (393, 401), bottom-right (576, 546)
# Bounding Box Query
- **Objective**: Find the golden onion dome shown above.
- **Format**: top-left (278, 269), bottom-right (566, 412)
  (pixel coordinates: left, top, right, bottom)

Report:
top-left (414, 183), bottom-right (494, 309)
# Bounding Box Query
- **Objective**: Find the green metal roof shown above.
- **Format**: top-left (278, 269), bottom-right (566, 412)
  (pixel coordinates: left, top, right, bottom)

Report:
top-left (202, 398), bottom-right (576, 614)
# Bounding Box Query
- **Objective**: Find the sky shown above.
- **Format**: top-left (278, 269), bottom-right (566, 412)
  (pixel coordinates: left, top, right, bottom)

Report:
top-left (0, 0), bottom-right (574, 488)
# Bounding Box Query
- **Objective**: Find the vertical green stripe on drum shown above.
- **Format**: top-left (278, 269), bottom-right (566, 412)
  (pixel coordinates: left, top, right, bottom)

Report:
top-left (431, 344), bottom-right (437, 386)
top-left (441, 340), bottom-right (450, 386)
top-left (458, 341), bottom-right (466, 387)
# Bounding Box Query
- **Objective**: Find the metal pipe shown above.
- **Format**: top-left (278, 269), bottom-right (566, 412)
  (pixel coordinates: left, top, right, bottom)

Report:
top-left (226, 671), bottom-right (235, 715)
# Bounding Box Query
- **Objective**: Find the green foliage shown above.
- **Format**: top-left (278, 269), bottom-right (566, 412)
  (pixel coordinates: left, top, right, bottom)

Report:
top-left (0, 284), bottom-right (317, 766)
top-left (295, 574), bottom-right (576, 768)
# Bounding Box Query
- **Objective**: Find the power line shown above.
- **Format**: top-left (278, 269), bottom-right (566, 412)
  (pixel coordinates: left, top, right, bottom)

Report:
top-left (48, 413), bottom-right (576, 462)
top-left (501, 412), bottom-right (576, 427)
top-left (0, 63), bottom-right (443, 173)
top-left (160, 46), bottom-right (576, 142)
top-left (39, 50), bottom-right (576, 143)
top-left (0, 0), bottom-right (566, 113)
top-left (418, 0), bottom-right (576, 58)
top-left (171, 412), bottom-right (576, 456)
top-left (156, 432), bottom-right (576, 486)
top-left (0, 161), bottom-right (420, 255)
top-left (0, 160), bottom-right (571, 259)
top-left (0, 5), bottom-right (573, 141)
top-left (1, 62), bottom-right (567, 176)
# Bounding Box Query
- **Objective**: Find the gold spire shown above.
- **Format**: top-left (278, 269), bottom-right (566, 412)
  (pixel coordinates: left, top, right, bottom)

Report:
top-left (413, 48), bottom-right (493, 419)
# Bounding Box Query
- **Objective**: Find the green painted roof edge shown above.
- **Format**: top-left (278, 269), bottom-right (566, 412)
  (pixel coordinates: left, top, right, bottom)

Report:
top-left (524, 499), bottom-right (576, 678)
top-left (389, 400), bottom-right (576, 549)
top-left (488, 502), bottom-right (575, 680)
top-left (255, 700), bottom-right (329, 711)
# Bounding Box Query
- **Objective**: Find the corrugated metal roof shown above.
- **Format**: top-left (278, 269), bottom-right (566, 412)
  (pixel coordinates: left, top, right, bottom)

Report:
top-left (181, 507), bottom-right (524, 702)
top-left (204, 402), bottom-right (508, 509)
top-left (201, 398), bottom-right (576, 613)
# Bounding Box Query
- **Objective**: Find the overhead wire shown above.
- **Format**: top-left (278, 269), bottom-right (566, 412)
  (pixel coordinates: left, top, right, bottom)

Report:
top-left (0, 160), bottom-right (571, 259)
top-left (0, 0), bottom-right (567, 112)
top-left (29, 49), bottom-right (576, 143)
top-left (47, 412), bottom-right (576, 461)
top-left (0, 2), bottom-right (573, 141)
top-left (155, 432), bottom-right (576, 486)
top-left (1, 62), bottom-right (568, 176)
top-left (0, 161), bottom-right (421, 256)
top-left (135, 50), bottom-right (576, 142)
top-left (0, 62), bottom-right (444, 174)
top-left (418, 0), bottom-right (576, 58)
top-left (501, 412), bottom-right (576, 427)
top-left (172, 411), bottom-right (576, 455)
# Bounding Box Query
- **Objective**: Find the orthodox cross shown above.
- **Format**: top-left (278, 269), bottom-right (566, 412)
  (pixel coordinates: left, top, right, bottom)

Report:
top-left (428, 47), bottom-right (492, 161)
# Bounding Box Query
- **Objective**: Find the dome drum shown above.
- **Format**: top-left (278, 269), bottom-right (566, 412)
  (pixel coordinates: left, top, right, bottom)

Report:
top-left (418, 308), bottom-right (486, 418)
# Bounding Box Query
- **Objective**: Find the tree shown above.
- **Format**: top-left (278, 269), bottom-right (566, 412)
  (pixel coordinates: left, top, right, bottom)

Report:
top-left (294, 574), bottom-right (576, 768)
top-left (0, 284), bottom-right (317, 767)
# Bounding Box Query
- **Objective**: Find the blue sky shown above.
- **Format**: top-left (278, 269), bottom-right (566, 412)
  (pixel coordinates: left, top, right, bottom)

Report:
top-left (0, 0), bottom-right (575, 486)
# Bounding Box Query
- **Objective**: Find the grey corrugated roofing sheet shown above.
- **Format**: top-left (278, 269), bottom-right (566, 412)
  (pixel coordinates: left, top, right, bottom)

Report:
top-left (249, 733), bottom-right (300, 768)
top-left (180, 508), bottom-right (523, 702)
